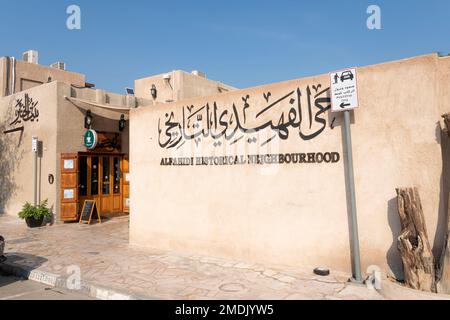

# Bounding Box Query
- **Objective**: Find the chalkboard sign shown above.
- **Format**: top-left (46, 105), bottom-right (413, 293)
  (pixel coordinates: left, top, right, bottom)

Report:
top-left (79, 200), bottom-right (101, 225)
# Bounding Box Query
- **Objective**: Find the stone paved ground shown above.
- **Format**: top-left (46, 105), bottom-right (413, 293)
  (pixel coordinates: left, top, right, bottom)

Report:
top-left (0, 214), bottom-right (448, 300)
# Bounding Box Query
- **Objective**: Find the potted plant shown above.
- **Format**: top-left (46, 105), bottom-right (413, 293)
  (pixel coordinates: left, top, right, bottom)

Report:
top-left (18, 200), bottom-right (52, 228)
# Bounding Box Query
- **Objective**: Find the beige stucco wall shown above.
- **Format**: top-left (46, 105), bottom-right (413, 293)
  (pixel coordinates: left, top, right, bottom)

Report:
top-left (0, 82), bottom-right (59, 219)
top-left (15, 59), bottom-right (86, 93)
top-left (135, 70), bottom-right (236, 103)
top-left (0, 57), bottom-right (86, 98)
top-left (129, 54), bottom-right (449, 277)
top-left (56, 83), bottom-right (131, 156)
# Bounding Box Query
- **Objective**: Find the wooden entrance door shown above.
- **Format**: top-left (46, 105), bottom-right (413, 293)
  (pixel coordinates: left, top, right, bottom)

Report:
top-left (99, 156), bottom-right (123, 214)
top-left (78, 154), bottom-right (124, 216)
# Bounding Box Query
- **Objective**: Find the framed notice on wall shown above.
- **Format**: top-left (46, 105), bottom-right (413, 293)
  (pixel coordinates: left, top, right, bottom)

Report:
top-left (64, 159), bottom-right (74, 169)
top-left (63, 189), bottom-right (74, 199)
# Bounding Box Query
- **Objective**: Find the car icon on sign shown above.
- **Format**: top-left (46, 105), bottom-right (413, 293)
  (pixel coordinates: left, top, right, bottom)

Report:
top-left (340, 71), bottom-right (354, 82)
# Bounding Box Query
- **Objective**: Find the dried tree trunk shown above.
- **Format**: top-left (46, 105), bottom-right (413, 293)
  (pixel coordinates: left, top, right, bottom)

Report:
top-left (396, 187), bottom-right (436, 292)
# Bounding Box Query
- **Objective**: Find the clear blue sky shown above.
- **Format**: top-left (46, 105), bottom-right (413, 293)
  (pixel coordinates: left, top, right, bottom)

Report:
top-left (1, 0), bottom-right (449, 93)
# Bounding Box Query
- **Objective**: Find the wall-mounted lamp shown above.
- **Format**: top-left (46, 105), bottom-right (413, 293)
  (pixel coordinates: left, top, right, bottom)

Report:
top-left (84, 110), bottom-right (93, 129)
top-left (151, 84), bottom-right (157, 99)
top-left (119, 114), bottom-right (126, 132)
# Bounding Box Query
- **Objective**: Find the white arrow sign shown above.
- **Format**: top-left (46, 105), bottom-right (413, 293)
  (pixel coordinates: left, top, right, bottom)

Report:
top-left (330, 68), bottom-right (359, 112)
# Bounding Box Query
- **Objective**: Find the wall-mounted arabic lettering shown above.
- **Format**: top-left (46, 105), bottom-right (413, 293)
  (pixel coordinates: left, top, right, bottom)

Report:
top-left (158, 83), bottom-right (331, 149)
top-left (3, 126), bottom-right (24, 135)
top-left (330, 117), bottom-right (336, 130)
top-left (10, 94), bottom-right (40, 126)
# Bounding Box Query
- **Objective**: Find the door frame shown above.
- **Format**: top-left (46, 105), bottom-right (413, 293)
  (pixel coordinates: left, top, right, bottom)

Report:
top-left (78, 152), bottom-right (126, 217)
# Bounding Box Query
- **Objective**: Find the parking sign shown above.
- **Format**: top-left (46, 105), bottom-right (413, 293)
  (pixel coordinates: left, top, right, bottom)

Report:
top-left (330, 68), bottom-right (359, 112)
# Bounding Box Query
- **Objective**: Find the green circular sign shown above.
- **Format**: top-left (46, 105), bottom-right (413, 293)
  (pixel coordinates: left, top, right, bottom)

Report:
top-left (84, 129), bottom-right (98, 149)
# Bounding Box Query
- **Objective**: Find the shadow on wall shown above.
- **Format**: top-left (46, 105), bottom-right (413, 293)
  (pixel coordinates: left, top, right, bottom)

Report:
top-left (386, 122), bottom-right (449, 281)
top-left (0, 121), bottom-right (25, 214)
top-left (337, 111), bottom-right (404, 280)
top-left (435, 124), bottom-right (450, 270)
top-left (386, 197), bottom-right (403, 280)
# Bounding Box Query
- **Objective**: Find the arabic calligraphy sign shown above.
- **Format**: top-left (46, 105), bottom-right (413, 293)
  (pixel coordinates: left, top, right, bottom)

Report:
top-left (10, 94), bottom-right (40, 126)
top-left (158, 83), bottom-right (332, 150)
top-left (156, 82), bottom-right (343, 168)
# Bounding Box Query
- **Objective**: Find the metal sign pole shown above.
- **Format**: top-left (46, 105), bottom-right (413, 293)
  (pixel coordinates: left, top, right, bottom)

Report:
top-left (343, 111), bottom-right (363, 283)
top-left (32, 136), bottom-right (38, 206)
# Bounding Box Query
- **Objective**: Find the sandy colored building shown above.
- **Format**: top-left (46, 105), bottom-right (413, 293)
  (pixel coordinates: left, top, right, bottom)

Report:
top-left (1, 50), bottom-right (450, 280)
top-left (135, 70), bottom-right (235, 103)
top-left (0, 51), bottom-right (233, 222)
top-left (129, 53), bottom-right (450, 279)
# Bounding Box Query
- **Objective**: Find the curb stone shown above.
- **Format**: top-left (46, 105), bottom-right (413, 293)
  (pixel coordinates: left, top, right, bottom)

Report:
top-left (0, 260), bottom-right (145, 300)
